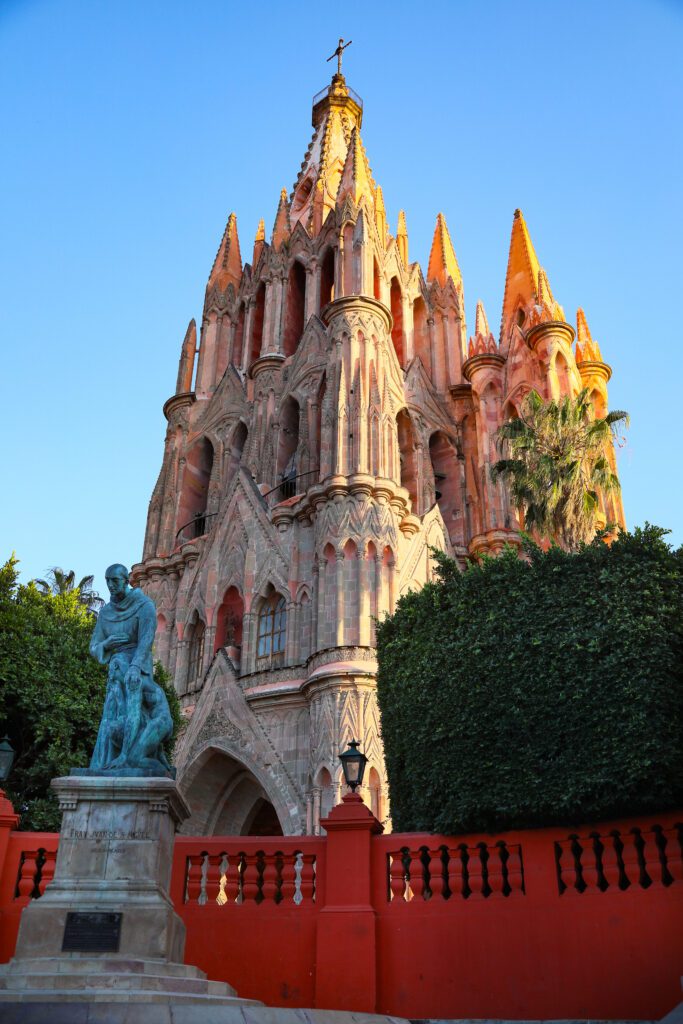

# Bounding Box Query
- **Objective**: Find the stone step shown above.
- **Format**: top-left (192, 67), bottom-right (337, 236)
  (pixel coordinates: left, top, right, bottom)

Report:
top-left (0, 989), bottom-right (261, 1005)
top-left (0, 956), bottom-right (208, 979)
top-left (0, 970), bottom-right (237, 995)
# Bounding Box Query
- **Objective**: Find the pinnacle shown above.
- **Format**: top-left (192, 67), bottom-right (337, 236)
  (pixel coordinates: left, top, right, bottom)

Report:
top-left (537, 268), bottom-right (554, 306)
top-left (535, 268), bottom-right (565, 324)
top-left (500, 207), bottom-right (541, 334)
top-left (272, 188), bottom-right (291, 250)
top-left (336, 125), bottom-right (375, 207)
top-left (208, 212), bottom-right (242, 290)
top-left (253, 218), bottom-right (266, 266)
top-left (576, 307), bottom-right (602, 361)
top-left (427, 212), bottom-right (462, 289)
top-left (468, 300), bottom-right (496, 357)
top-left (397, 210), bottom-right (408, 266)
top-left (474, 300), bottom-right (490, 338)
top-left (176, 319), bottom-right (197, 394)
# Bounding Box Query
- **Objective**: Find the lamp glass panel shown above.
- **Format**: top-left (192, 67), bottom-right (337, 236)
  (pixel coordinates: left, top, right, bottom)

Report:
top-left (0, 749), bottom-right (14, 781)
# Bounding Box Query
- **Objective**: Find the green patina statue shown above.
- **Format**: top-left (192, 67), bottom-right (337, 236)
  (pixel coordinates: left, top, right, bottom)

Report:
top-left (75, 563), bottom-right (174, 778)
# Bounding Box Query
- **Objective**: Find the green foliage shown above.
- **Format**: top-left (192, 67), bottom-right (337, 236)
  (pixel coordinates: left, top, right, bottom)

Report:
top-left (491, 388), bottom-right (629, 551)
top-left (0, 557), bottom-right (182, 830)
top-left (0, 556), bottom-right (107, 830)
top-left (376, 527), bottom-right (683, 834)
top-left (33, 567), bottom-right (104, 615)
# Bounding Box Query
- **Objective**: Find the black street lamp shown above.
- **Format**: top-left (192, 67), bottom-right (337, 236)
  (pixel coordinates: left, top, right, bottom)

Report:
top-left (0, 736), bottom-right (15, 783)
top-left (339, 739), bottom-right (368, 793)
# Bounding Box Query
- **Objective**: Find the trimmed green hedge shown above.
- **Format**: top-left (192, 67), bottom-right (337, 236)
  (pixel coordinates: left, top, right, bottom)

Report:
top-left (376, 526), bottom-right (683, 833)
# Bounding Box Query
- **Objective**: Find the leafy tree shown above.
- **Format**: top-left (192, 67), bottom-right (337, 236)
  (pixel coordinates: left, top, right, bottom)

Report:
top-left (491, 388), bottom-right (629, 551)
top-left (376, 526), bottom-right (683, 834)
top-left (34, 566), bottom-right (104, 615)
top-left (0, 557), bottom-right (182, 831)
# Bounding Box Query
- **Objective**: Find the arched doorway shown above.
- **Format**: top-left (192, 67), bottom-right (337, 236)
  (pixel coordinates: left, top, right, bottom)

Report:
top-left (180, 747), bottom-right (285, 836)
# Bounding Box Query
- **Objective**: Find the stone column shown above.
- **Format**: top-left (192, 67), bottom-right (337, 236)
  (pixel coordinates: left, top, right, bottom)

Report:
top-left (335, 552), bottom-right (345, 647)
top-left (358, 546), bottom-right (371, 646)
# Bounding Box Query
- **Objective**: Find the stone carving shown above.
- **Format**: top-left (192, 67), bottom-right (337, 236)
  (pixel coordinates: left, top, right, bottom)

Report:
top-left (83, 564), bottom-right (173, 778)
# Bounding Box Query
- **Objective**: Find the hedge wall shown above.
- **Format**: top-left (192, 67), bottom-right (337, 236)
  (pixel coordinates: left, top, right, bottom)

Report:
top-left (376, 526), bottom-right (683, 833)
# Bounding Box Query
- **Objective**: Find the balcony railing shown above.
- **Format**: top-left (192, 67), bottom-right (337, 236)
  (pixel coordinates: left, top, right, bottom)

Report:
top-left (312, 84), bottom-right (363, 108)
top-left (175, 512), bottom-right (218, 547)
top-left (262, 470), bottom-right (319, 508)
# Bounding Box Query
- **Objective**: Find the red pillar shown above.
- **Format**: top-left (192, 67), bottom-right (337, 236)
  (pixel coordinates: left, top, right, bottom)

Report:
top-left (315, 792), bottom-right (383, 1012)
top-left (0, 789), bottom-right (19, 879)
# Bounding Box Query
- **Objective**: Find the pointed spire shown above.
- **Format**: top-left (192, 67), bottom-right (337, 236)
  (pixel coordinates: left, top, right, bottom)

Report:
top-left (374, 185), bottom-right (387, 244)
top-left (427, 213), bottom-right (462, 289)
top-left (397, 210), bottom-right (408, 267)
top-left (576, 307), bottom-right (602, 361)
top-left (500, 208), bottom-right (541, 331)
top-left (272, 188), bottom-right (291, 250)
top-left (468, 300), bottom-right (496, 357)
top-left (208, 213), bottom-right (242, 291)
top-left (253, 218), bottom-right (265, 267)
top-left (336, 126), bottom-right (375, 207)
top-left (176, 319), bottom-right (197, 394)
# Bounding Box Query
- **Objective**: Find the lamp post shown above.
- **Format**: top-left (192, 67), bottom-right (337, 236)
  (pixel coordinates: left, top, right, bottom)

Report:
top-left (339, 738), bottom-right (368, 794)
top-left (0, 736), bottom-right (15, 785)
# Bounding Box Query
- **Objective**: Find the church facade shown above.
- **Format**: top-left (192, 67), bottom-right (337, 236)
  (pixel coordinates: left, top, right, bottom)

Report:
top-left (131, 66), bottom-right (623, 836)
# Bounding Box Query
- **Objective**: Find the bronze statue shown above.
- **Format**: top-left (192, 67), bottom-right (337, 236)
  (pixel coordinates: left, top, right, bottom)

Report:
top-left (80, 564), bottom-right (173, 777)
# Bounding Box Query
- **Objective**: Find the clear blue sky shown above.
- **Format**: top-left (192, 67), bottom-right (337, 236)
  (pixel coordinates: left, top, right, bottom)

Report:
top-left (2, 0), bottom-right (682, 596)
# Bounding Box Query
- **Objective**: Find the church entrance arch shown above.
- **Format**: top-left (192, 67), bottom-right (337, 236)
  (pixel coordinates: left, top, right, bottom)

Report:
top-left (179, 745), bottom-right (285, 836)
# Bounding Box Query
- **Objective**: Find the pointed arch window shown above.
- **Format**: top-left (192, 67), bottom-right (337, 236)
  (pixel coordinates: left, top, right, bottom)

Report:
top-left (187, 620), bottom-right (205, 690)
top-left (257, 594), bottom-right (287, 659)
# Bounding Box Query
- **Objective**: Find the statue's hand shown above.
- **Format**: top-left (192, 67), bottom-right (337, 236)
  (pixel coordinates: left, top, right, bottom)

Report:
top-left (103, 633), bottom-right (129, 652)
top-left (125, 664), bottom-right (142, 688)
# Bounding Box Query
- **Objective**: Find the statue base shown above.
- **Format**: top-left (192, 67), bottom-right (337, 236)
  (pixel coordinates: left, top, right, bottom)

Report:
top-left (0, 776), bottom-right (255, 1009)
top-left (70, 766), bottom-right (176, 779)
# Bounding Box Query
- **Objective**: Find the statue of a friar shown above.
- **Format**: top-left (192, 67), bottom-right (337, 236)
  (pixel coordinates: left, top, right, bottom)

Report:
top-left (80, 563), bottom-right (174, 777)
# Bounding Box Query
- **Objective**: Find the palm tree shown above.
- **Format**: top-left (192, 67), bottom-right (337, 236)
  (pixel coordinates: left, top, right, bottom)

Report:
top-left (34, 567), bottom-right (104, 614)
top-left (491, 388), bottom-right (629, 551)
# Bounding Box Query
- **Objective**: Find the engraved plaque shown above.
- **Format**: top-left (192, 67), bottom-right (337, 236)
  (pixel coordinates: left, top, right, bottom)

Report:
top-left (62, 912), bottom-right (122, 952)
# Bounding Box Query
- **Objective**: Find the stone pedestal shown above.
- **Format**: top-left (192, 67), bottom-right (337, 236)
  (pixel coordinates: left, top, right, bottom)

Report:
top-left (0, 775), bottom-right (253, 1008)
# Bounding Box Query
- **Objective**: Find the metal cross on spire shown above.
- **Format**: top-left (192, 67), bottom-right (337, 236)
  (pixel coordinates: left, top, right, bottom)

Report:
top-left (327, 37), bottom-right (352, 76)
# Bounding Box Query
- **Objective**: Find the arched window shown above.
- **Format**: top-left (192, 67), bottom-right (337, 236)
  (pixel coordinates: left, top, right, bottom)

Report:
top-left (283, 260), bottom-right (307, 357)
top-left (177, 437), bottom-right (214, 542)
top-left (413, 296), bottom-right (429, 371)
top-left (249, 282), bottom-right (266, 365)
top-left (276, 395), bottom-right (300, 499)
top-left (390, 277), bottom-right (404, 367)
top-left (232, 302), bottom-right (246, 368)
top-left (257, 594), bottom-right (287, 660)
top-left (396, 409), bottom-right (418, 509)
top-left (319, 248), bottom-right (335, 309)
top-left (429, 430), bottom-right (459, 526)
top-left (187, 620), bottom-right (205, 690)
top-left (373, 259), bottom-right (381, 301)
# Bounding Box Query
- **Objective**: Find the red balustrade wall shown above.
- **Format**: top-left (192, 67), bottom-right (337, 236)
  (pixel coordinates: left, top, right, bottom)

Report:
top-left (1, 808), bottom-right (682, 1020)
top-left (169, 836), bottom-right (324, 1009)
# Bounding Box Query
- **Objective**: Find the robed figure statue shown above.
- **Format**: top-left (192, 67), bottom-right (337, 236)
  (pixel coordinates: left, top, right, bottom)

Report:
top-left (81, 563), bottom-right (174, 777)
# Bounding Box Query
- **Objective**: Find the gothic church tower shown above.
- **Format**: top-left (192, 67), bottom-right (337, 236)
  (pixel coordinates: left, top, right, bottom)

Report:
top-left (132, 63), bottom-right (624, 835)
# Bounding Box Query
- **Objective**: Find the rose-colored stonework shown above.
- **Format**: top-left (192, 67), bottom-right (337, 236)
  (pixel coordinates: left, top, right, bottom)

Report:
top-left (131, 71), bottom-right (624, 836)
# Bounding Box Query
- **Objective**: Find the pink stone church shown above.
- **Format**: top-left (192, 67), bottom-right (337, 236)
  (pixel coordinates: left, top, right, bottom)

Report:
top-left (131, 63), bottom-right (623, 837)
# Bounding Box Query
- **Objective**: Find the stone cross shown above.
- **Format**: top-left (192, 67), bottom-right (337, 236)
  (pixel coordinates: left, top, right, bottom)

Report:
top-left (327, 37), bottom-right (352, 76)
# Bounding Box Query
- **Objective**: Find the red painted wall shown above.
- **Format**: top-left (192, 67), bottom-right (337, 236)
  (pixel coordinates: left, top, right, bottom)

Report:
top-left (1, 801), bottom-right (681, 1020)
